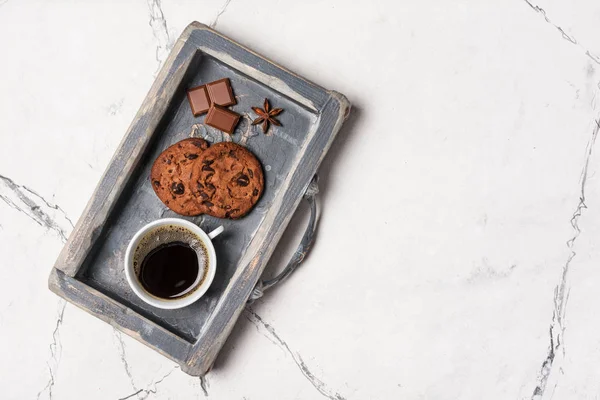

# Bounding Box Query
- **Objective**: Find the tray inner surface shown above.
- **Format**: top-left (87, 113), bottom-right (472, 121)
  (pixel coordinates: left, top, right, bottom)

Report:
top-left (76, 51), bottom-right (317, 342)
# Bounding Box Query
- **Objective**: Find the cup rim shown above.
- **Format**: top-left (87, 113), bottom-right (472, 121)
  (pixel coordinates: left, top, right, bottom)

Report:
top-left (124, 218), bottom-right (217, 310)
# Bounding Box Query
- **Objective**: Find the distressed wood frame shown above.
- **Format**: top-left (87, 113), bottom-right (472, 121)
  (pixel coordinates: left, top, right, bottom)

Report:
top-left (48, 22), bottom-right (350, 376)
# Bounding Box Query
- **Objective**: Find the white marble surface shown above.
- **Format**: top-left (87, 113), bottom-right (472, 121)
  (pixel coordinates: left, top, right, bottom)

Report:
top-left (2, 1), bottom-right (600, 399)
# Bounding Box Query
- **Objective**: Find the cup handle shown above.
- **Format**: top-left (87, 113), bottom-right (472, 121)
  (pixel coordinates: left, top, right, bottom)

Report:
top-left (208, 225), bottom-right (224, 239)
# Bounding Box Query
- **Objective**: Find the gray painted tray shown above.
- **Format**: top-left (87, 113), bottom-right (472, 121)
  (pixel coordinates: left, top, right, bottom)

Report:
top-left (48, 22), bottom-right (350, 376)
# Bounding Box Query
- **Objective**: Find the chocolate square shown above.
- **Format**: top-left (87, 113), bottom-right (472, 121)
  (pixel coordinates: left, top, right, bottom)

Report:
top-left (206, 78), bottom-right (236, 107)
top-left (205, 106), bottom-right (240, 134)
top-left (187, 85), bottom-right (211, 116)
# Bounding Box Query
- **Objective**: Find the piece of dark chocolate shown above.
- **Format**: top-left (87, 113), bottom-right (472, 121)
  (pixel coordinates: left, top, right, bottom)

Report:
top-left (206, 78), bottom-right (236, 107)
top-left (187, 85), bottom-right (211, 116)
top-left (205, 106), bottom-right (240, 134)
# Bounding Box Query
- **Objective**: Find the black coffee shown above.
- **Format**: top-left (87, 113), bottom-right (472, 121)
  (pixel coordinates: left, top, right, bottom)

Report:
top-left (140, 241), bottom-right (199, 298)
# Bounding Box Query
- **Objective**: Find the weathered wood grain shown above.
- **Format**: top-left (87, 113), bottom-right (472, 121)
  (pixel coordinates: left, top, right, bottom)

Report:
top-left (48, 21), bottom-right (350, 376)
top-left (53, 27), bottom-right (199, 277)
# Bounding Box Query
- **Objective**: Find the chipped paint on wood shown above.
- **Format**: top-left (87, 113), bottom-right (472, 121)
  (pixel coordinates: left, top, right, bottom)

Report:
top-left (48, 21), bottom-right (350, 376)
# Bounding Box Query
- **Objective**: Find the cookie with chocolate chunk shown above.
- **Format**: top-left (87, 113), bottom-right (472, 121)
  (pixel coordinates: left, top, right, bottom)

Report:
top-left (192, 142), bottom-right (264, 219)
top-left (151, 138), bottom-right (210, 216)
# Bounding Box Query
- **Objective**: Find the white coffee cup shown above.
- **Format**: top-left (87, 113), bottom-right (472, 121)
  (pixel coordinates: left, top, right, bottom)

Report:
top-left (124, 218), bottom-right (223, 309)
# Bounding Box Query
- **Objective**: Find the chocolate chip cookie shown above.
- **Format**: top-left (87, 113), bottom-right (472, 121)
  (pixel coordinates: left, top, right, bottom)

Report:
top-left (192, 142), bottom-right (264, 219)
top-left (151, 138), bottom-right (210, 216)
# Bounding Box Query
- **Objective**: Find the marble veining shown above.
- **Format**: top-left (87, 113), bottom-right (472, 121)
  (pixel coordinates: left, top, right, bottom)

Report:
top-left (244, 308), bottom-right (346, 400)
top-left (4, 0), bottom-right (600, 399)
top-left (523, 0), bottom-right (600, 65)
top-left (530, 120), bottom-right (599, 399)
top-left (0, 175), bottom-right (73, 243)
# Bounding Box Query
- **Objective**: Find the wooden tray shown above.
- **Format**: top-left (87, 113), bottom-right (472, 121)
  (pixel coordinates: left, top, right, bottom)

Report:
top-left (48, 22), bottom-right (350, 376)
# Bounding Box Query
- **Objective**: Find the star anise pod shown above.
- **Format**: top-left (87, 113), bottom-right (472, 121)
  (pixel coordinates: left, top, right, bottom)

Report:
top-left (251, 98), bottom-right (283, 133)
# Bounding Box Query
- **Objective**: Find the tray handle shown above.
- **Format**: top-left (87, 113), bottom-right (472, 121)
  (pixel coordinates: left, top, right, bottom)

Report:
top-left (248, 175), bottom-right (320, 303)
